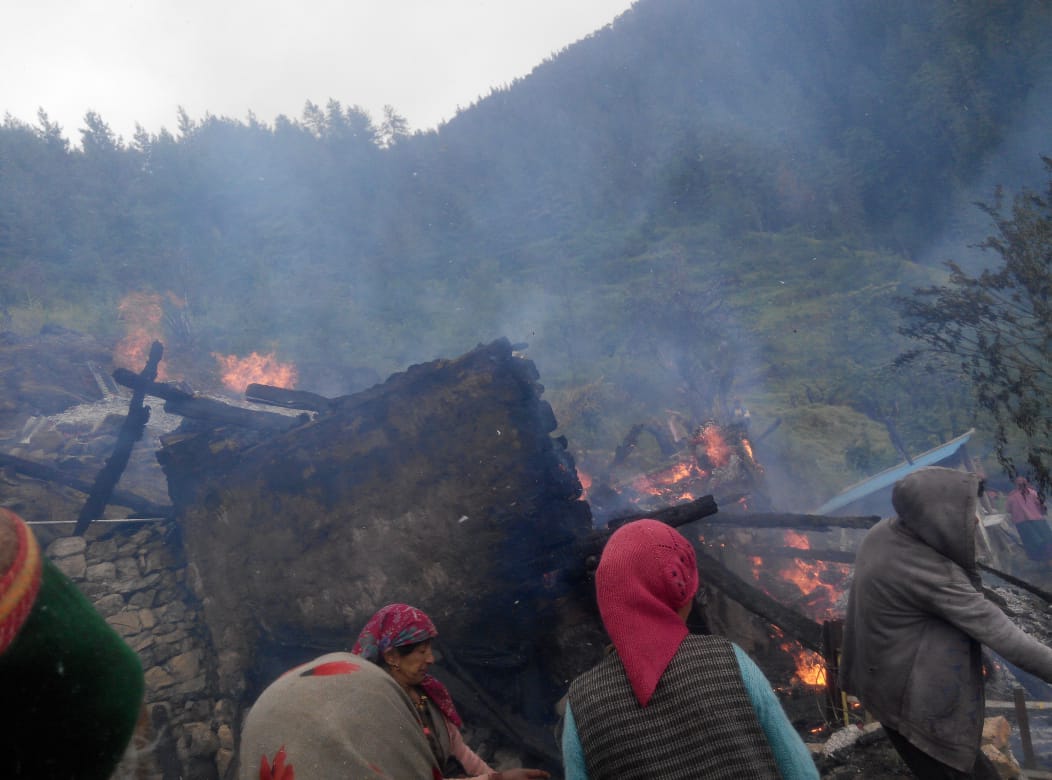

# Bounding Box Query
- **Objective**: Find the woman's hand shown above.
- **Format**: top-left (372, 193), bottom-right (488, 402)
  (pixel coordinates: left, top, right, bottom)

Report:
top-left (493, 769), bottom-right (551, 780)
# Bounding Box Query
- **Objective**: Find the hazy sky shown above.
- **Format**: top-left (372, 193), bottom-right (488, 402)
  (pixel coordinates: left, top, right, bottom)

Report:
top-left (2, 0), bottom-right (636, 143)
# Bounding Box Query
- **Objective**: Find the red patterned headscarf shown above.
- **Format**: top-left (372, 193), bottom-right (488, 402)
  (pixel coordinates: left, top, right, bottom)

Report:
top-left (352, 604), bottom-right (462, 728)
top-left (595, 519), bottom-right (699, 707)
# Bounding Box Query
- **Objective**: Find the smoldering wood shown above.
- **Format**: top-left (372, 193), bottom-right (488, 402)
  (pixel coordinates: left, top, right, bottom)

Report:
top-left (112, 367), bottom-right (193, 402)
top-left (692, 545), bottom-right (825, 653)
top-left (606, 494), bottom-right (720, 531)
top-left (112, 368), bottom-right (304, 431)
top-left (74, 341), bottom-right (163, 535)
top-left (704, 511), bottom-right (881, 531)
top-left (980, 562), bottom-right (1052, 604)
top-left (609, 422), bottom-right (678, 468)
top-left (245, 383), bottom-right (333, 413)
top-left (747, 546), bottom-right (857, 564)
top-left (163, 396), bottom-right (306, 431)
top-left (436, 643), bottom-right (560, 765)
top-left (0, 452), bottom-right (172, 517)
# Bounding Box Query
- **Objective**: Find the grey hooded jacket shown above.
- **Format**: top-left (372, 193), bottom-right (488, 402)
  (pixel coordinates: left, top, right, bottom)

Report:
top-left (841, 467), bottom-right (1052, 771)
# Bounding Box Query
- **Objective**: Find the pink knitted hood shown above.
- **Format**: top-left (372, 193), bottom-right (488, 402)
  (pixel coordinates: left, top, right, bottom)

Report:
top-left (596, 519), bottom-right (699, 706)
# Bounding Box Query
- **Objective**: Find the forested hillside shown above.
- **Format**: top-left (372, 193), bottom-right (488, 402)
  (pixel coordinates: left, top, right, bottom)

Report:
top-left (2, 0), bottom-right (1051, 507)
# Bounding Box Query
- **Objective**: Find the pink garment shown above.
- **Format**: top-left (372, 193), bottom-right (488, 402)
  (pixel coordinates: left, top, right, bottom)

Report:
top-left (446, 719), bottom-right (495, 778)
top-left (595, 519), bottom-right (699, 707)
top-left (1007, 480), bottom-right (1045, 524)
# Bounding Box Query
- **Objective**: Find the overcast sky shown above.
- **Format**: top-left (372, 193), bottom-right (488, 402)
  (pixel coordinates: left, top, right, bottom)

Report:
top-left (2, 0), bottom-right (636, 144)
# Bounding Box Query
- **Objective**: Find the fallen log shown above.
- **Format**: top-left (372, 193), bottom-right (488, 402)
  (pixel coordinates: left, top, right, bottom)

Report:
top-left (164, 396), bottom-right (305, 432)
top-left (75, 341), bottom-right (163, 535)
top-left (0, 451), bottom-right (172, 518)
top-left (245, 383), bottom-right (333, 413)
top-left (703, 511), bottom-right (881, 531)
top-left (692, 544), bottom-right (824, 653)
top-left (112, 368), bottom-right (304, 431)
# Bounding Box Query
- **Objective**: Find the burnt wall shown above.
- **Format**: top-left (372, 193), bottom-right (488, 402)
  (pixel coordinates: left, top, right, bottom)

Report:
top-left (157, 338), bottom-right (599, 764)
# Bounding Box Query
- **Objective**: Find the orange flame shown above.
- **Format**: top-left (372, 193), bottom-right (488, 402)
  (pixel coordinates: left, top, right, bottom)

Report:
top-left (114, 291), bottom-right (168, 379)
top-left (628, 461), bottom-right (704, 502)
top-left (213, 351), bottom-right (298, 394)
top-left (700, 425), bottom-right (731, 468)
top-left (781, 641), bottom-right (826, 687)
top-left (577, 469), bottom-right (593, 500)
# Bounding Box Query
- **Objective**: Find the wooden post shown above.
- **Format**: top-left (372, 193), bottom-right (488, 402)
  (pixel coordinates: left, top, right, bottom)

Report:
top-left (822, 620), bottom-right (847, 727)
top-left (74, 341), bottom-right (163, 535)
top-left (1014, 686), bottom-right (1037, 770)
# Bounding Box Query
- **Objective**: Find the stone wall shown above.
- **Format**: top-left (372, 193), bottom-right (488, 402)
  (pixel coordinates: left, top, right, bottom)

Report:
top-left (42, 520), bottom-right (229, 779)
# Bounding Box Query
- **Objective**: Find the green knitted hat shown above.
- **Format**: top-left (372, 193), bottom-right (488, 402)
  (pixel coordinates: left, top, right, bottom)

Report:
top-left (0, 508), bottom-right (145, 779)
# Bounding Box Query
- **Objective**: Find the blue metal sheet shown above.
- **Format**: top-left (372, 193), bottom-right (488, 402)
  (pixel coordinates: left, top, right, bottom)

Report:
top-left (812, 429), bottom-right (975, 515)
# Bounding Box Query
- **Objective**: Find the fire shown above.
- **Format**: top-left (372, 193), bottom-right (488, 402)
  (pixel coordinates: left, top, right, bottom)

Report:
top-left (577, 469), bottom-right (592, 499)
top-left (775, 531), bottom-right (849, 622)
top-left (785, 644), bottom-right (827, 687)
top-left (770, 628), bottom-right (827, 688)
top-left (628, 461), bottom-right (704, 502)
top-left (698, 425), bottom-right (732, 468)
top-left (213, 351), bottom-right (298, 394)
top-left (114, 291), bottom-right (168, 379)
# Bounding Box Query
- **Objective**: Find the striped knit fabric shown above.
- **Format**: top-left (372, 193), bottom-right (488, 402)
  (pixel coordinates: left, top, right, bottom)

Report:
top-left (568, 635), bottom-right (781, 779)
top-left (0, 508), bottom-right (43, 654)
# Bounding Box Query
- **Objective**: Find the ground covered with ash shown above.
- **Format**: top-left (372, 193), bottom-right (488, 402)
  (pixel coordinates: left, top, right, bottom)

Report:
top-left (814, 571), bottom-right (1052, 778)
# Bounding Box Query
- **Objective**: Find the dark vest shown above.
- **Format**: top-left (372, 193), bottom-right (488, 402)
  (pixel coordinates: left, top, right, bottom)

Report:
top-left (567, 635), bottom-right (781, 779)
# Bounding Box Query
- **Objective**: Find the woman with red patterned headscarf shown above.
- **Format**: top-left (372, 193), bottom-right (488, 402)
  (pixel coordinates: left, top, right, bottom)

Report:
top-left (354, 603), bottom-right (550, 780)
top-left (561, 519), bottom-right (818, 780)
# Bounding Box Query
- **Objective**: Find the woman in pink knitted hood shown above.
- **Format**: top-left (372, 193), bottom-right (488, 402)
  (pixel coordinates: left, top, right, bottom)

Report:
top-left (561, 519), bottom-right (817, 779)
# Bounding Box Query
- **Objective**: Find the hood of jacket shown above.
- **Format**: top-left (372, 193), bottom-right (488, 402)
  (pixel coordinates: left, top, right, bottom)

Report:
top-left (891, 466), bottom-right (979, 571)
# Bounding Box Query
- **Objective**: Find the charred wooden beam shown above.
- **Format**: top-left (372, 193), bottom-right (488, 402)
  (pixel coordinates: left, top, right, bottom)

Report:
top-left (436, 643), bottom-right (559, 765)
top-left (164, 396), bottom-right (304, 432)
top-left (113, 368), bottom-right (304, 431)
top-left (607, 494), bottom-right (719, 531)
top-left (703, 511), bottom-right (881, 531)
top-left (979, 562), bottom-right (1052, 604)
top-left (75, 341), bottom-right (163, 535)
top-left (112, 367), bottom-right (193, 402)
top-left (692, 545), bottom-right (824, 653)
top-left (746, 546), bottom-right (857, 564)
top-left (245, 383), bottom-right (333, 413)
top-left (0, 452), bottom-right (172, 517)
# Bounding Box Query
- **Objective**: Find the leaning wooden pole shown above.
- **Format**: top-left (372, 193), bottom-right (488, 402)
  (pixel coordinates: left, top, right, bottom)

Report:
top-left (74, 341), bottom-right (163, 535)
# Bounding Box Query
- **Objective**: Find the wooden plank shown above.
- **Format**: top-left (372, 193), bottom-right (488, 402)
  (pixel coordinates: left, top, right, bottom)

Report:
top-left (0, 452), bottom-right (171, 517)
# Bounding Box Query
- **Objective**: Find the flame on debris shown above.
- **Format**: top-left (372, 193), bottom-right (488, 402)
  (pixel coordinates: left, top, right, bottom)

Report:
top-left (213, 351), bottom-right (298, 394)
top-left (628, 461), bottom-right (705, 503)
top-left (577, 469), bottom-right (593, 500)
top-left (770, 627), bottom-right (827, 688)
top-left (115, 291), bottom-right (168, 379)
top-left (776, 531), bottom-right (848, 622)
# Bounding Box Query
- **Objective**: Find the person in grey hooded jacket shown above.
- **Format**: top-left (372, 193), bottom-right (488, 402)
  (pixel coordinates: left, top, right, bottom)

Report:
top-left (841, 466), bottom-right (1052, 779)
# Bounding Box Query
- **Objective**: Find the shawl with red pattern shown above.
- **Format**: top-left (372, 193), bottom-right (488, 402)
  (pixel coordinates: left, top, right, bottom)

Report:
top-left (352, 603), bottom-right (463, 728)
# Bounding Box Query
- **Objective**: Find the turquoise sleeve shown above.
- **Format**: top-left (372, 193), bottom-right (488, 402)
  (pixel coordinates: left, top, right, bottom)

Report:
top-left (733, 644), bottom-right (820, 780)
top-left (560, 702), bottom-right (590, 780)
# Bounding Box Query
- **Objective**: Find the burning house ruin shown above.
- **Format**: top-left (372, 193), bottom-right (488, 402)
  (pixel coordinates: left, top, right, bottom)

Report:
top-left (3, 325), bottom-right (1052, 777)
